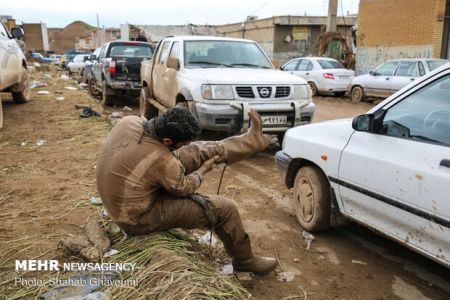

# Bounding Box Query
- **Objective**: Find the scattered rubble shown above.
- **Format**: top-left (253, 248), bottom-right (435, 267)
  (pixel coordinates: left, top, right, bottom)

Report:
top-left (302, 231), bottom-right (315, 250)
top-left (277, 271), bottom-right (295, 282)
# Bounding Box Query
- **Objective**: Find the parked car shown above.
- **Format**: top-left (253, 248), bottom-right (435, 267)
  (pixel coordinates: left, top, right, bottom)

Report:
top-left (349, 58), bottom-right (448, 102)
top-left (82, 47), bottom-right (101, 86)
top-left (67, 54), bottom-right (90, 75)
top-left (31, 52), bottom-right (53, 63)
top-left (0, 24), bottom-right (31, 128)
top-left (276, 63), bottom-right (450, 268)
top-left (91, 41), bottom-right (154, 106)
top-left (61, 53), bottom-right (77, 69)
top-left (140, 36), bottom-right (315, 143)
top-left (280, 57), bottom-right (354, 96)
top-left (50, 54), bottom-right (62, 65)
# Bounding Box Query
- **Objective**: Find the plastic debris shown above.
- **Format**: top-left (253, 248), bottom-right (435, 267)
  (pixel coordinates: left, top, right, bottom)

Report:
top-left (351, 259), bottom-right (367, 266)
top-left (56, 96), bottom-right (65, 101)
top-left (37, 90), bottom-right (49, 95)
top-left (39, 275), bottom-right (114, 299)
top-left (103, 249), bottom-right (119, 258)
top-left (302, 230), bottom-right (315, 250)
top-left (90, 197), bottom-right (102, 206)
top-left (44, 74), bottom-right (52, 79)
top-left (102, 209), bottom-right (109, 217)
top-left (20, 141), bottom-right (27, 147)
top-left (80, 107), bottom-right (101, 118)
top-left (221, 264), bottom-right (234, 275)
top-left (60, 74), bottom-right (69, 80)
top-left (79, 83), bottom-right (88, 89)
top-left (197, 231), bottom-right (217, 247)
top-left (30, 80), bottom-right (39, 89)
top-left (277, 271), bottom-right (295, 282)
top-left (293, 257), bottom-right (300, 263)
top-left (36, 139), bottom-right (47, 146)
top-left (32, 62), bottom-right (41, 68)
top-left (110, 112), bottom-right (124, 118)
top-left (123, 106), bottom-right (133, 111)
top-left (65, 86), bottom-right (77, 90)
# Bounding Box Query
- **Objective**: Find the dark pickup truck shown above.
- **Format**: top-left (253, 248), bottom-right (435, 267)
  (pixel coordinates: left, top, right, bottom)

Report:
top-left (91, 41), bottom-right (154, 106)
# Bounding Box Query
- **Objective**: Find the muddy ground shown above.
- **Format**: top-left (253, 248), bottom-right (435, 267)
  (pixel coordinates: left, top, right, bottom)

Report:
top-left (0, 66), bottom-right (449, 299)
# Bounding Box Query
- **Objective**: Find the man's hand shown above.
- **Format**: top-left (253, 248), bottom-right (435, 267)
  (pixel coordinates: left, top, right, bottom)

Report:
top-left (196, 155), bottom-right (219, 176)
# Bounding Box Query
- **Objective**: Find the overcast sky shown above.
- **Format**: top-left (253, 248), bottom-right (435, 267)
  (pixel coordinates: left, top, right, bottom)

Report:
top-left (1, 0), bottom-right (360, 28)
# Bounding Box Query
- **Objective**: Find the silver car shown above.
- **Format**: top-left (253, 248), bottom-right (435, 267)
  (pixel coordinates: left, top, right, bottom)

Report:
top-left (349, 58), bottom-right (448, 102)
top-left (281, 57), bottom-right (354, 96)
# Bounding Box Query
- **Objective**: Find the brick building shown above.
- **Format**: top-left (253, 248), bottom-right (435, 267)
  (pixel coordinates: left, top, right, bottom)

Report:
top-left (22, 23), bottom-right (49, 52)
top-left (356, 0), bottom-right (450, 74)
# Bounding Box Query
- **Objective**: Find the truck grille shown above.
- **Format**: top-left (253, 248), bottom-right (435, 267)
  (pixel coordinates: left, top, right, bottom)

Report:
top-left (236, 86), bottom-right (255, 98)
top-left (257, 87), bottom-right (272, 98)
top-left (275, 86), bottom-right (290, 98)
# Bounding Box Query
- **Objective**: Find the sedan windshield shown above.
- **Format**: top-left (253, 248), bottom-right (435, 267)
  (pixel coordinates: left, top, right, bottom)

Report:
top-left (184, 40), bottom-right (272, 69)
top-left (317, 59), bottom-right (344, 69)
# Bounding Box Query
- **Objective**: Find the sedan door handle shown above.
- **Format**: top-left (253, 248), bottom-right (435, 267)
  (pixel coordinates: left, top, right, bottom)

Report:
top-left (385, 77), bottom-right (390, 80)
top-left (440, 159), bottom-right (450, 168)
top-left (410, 78), bottom-right (415, 81)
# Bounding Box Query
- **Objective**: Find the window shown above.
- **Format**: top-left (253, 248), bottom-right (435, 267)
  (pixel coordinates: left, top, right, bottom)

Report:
top-left (427, 60), bottom-right (447, 71)
top-left (0, 23), bottom-right (8, 38)
top-left (283, 60), bottom-right (299, 71)
top-left (317, 59), bottom-right (344, 69)
top-left (168, 42), bottom-right (180, 60)
top-left (380, 74), bottom-right (450, 146)
top-left (395, 61), bottom-right (418, 77)
top-left (418, 62), bottom-right (426, 76)
top-left (109, 45), bottom-right (152, 58)
top-left (298, 59), bottom-right (311, 71)
top-left (158, 41), bottom-right (171, 65)
top-left (376, 61), bottom-right (400, 76)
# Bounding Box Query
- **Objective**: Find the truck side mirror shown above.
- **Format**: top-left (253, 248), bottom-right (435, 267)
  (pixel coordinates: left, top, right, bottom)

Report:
top-left (11, 27), bottom-right (24, 39)
top-left (352, 114), bottom-right (374, 132)
top-left (89, 54), bottom-right (97, 61)
top-left (166, 58), bottom-right (180, 70)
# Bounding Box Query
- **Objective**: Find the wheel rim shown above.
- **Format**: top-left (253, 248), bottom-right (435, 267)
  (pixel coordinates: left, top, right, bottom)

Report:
top-left (352, 88), bottom-right (361, 101)
top-left (296, 176), bottom-right (314, 222)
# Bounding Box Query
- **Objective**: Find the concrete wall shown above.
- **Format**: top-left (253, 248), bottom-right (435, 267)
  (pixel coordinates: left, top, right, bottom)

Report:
top-left (356, 0), bottom-right (446, 74)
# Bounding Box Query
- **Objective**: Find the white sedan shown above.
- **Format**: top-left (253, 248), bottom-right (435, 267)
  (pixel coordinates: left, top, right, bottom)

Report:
top-left (67, 54), bottom-right (90, 75)
top-left (349, 58), bottom-right (448, 102)
top-left (276, 63), bottom-right (450, 268)
top-left (281, 57), bottom-right (354, 96)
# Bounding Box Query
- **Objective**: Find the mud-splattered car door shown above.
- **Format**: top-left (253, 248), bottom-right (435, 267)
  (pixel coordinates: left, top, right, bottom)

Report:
top-left (152, 41), bottom-right (172, 107)
top-left (336, 71), bottom-right (450, 266)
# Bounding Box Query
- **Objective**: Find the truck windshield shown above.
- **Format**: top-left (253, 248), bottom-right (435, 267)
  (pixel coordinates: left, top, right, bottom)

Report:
top-left (110, 45), bottom-right (153, 58)
top-left (184, 41), bottom-right (272, 69)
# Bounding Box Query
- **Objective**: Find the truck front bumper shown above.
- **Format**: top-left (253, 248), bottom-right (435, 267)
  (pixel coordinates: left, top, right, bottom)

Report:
top-left (192, 101), bottom-right (315, 133)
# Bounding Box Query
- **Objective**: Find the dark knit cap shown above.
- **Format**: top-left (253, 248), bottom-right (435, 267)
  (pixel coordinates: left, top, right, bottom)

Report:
top-left (154, 107), bottom-right (202, 143)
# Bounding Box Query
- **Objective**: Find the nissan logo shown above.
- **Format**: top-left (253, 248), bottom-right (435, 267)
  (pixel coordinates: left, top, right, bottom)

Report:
top-left (259, 88), bottom-right (270, 98)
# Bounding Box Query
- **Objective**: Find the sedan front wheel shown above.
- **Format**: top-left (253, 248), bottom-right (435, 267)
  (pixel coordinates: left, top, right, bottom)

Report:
top-left (293, 166), bottom-right (331, 232)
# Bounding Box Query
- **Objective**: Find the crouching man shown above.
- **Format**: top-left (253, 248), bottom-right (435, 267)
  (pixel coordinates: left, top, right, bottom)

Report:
top-left (96, 107), bottom-right (278, 275)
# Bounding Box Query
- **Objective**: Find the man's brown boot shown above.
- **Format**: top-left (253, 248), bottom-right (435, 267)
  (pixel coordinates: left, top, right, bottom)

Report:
top-left (219, 232), bottom-right (278, 276)
top-left (220, 110), bottom-right (268, 164)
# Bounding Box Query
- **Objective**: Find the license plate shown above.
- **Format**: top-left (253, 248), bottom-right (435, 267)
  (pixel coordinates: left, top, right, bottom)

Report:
top-left (261, 115), bottom-right (287, 126)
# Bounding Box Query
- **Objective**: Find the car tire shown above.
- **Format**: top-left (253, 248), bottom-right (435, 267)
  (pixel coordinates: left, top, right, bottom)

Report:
top-left (293, 166), bottom-right (331, 232)
top-left (101, 80), bottom-right (114, 107)
top-left (351, 86), bottom-right (365, 102)
top-left (308, 82), bottom-right (318, 96)
top-left (88, 77), bottom-right (101, 97)
top-left (12, 67), bottom-right (31, 104)
top-left (139, 88), bottom-right (158, 119)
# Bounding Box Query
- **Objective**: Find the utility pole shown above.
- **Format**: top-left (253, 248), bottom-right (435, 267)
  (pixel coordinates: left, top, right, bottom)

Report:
top-left (96, 13), bottom-right (100, 47)
top-left (326, 0), bottom-right (338, 32)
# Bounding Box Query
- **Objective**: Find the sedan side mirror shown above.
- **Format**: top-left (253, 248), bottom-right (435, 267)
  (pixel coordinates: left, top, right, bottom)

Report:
top-left (11, 27), bottom-right (24, 39)
top-left (166, 57), bottom-right (180, 70)
top-left (369, 70), bottom-right (377, 76)
top-left (279, 66), bottom-right (284, 71)
top-left (352, 114), bottom-right (375, 132)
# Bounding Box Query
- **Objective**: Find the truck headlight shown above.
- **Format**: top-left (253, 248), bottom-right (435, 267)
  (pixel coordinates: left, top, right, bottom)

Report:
top-left (293, 84), bottom-right (310, 100)
top-left (201, 85), bottom-right (234, 100)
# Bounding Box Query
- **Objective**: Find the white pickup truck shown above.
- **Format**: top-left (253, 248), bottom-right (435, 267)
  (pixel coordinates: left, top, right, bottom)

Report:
top-left (0, 23), bottom-right (30, 129)
top-left (276, 63), bottom-right (450, 268)
top-left (140, 36), bottom-right (315, 143)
